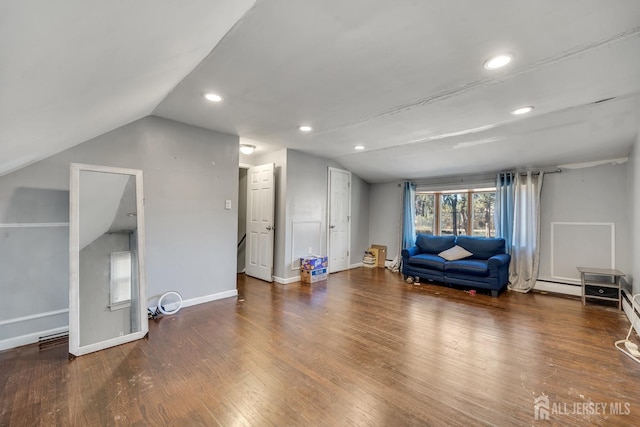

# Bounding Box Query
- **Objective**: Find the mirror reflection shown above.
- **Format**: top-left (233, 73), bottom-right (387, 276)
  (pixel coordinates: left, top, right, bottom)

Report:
top-left (70, 164), bottom-right (147, 357)
top-left (78, 172), bottom-right (139, 346)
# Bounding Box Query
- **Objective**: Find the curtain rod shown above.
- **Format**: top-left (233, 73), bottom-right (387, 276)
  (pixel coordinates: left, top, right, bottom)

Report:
top-left (411, 168), bottom-right (562, 186)
top-left (509, 168), bottom-right (562, 176)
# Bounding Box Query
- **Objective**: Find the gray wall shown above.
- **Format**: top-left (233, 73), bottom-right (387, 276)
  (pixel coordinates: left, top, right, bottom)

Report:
top-left (0, 226), bottom-right (69, 341)
top-left (350, 173), bottom-right (371, 265)
top-left (369, 163), bottom-right (631, 285)
top-left (0, 116), bottom-right (239, 347)
top-left (251, 149), bottom-right (370, 281)
top-left (538, 163), bottom-right (630, 284)
top-left (285, 150), bottom-right (328, 277)
top-left (369, 182), bottom-right (403, 262)
top-left (284, 150), bottom-right (370, 279)
top-left (79, 233), bottom-right (130, 346)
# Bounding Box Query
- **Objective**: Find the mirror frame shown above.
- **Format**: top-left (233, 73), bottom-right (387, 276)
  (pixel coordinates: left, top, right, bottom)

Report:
top-left (69, 163), bottom-right (148, 357)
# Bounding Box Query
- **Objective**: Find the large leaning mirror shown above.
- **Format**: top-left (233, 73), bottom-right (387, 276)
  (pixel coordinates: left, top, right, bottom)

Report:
top-left (69, 163), bottom-right (148, 357)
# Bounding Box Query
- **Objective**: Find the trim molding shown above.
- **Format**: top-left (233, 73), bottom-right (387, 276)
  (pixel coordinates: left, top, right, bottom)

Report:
top-left (273, 275), bottom-right (301, 285)
top-left (277, 263), bottom-right (363, 283)
top-left (0, 222), bottom-right (69, 228)
top-left (181, 290), bottom-right (238, 308)
top-left (0, 308), bottom-right (69, 327)
top-left (291, 220), bottom-right (322, 271)
top-left (0, 290), bottom-right (238, 352)
top-left (0, 326), bottom-right (69, 352)
top-left (550, 222), bottom-right (615, 282)
top-left (327, 167), bottom-right (352, 273)
top-left (534, 280), bottom-right (581, 297)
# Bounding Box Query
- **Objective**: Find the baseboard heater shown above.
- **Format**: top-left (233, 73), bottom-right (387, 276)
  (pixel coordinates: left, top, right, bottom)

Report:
top-left (538, 279), bottom-right (639, 336)
top-left (534, 279), bottom-right (581, 296)
top-left (622, 289), bottom-right (640, 337)
top-left (536, 279), bottom-right (580, 286)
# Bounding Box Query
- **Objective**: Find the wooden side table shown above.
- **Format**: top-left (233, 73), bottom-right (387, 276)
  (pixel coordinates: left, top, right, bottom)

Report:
top-left (577, 267), bottom-right (625, 309)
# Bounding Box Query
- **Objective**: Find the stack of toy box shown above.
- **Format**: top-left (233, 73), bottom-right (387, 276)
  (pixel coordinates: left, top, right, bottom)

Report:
top-left (363, 249), bottom-right (377, 268)
top-left (363, 244), bottom-right (387, 268)
top-left (300, 256), bottom-right (328, 283)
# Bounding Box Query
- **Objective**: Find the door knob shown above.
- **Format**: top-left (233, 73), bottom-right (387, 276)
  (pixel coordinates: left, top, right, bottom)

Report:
top-left (266, 226), bottom-right (272, 231)
top-left (329, 225), bottom-right (335, 229)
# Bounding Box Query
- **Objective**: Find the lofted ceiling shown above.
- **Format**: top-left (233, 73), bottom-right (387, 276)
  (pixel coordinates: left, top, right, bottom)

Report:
top-left (3, 1), bottom-right (640, 183)
top-left (0, 0), bottom-right (255, 176)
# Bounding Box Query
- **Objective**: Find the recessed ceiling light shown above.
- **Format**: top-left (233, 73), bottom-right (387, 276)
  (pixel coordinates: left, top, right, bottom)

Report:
top-left (484, 54), bottom-right (513, 70)
top-left (239, 144), bottom-right (256, 155)
top-left (204, 93), bottom-right (223, 102)
top-left (511, 106), bottom-right (534, 115)
top-left (354, 145), bottom-right (365, 150)
top-left (298, 125), bottom-right (313, 132)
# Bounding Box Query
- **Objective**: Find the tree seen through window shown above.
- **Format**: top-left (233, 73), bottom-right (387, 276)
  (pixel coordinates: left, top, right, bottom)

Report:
top-left (414, 189), bottom-right (495, 237)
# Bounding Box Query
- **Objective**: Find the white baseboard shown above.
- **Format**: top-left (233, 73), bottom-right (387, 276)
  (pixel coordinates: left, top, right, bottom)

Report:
top-left (534, 280), bottom-right (581, 296)
top-left (1, 291), bottom-right (238, 353)
top-left (274, 263), bottom-right (383, 283)
top-left (0, 326), bottom-right (69, 352)
top-left (181, 289), bottom-right (238, 308)
top-left (273, 275), bottom-right (300, 284)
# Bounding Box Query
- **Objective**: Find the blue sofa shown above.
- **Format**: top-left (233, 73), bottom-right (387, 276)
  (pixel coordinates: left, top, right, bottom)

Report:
top-left (401, 234), bottom-right (511, 297)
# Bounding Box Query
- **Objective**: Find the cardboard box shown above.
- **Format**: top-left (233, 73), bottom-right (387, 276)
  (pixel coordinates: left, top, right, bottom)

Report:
top-left (367, 248), bottom-right (378, 264)
top-left (301, 267), bottom-right (328, 283)
top-left (300, 256), bottom-right (328, 271)
top-left (371, 244), bottom-right (387, 267)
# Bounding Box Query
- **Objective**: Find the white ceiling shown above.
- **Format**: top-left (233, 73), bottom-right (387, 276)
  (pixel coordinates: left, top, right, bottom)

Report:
top-left (3, 1), bottom-right (640, 183)
top-left (0, 0), bottom-right (255, 175)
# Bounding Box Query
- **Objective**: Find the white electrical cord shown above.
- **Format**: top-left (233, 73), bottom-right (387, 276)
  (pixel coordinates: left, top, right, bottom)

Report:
top-left (615, 293), bottom-right (640, 364)
top-left (157, 291), bottom-right (183, 315)
top-left (148, 291), bottom-right (183, 318)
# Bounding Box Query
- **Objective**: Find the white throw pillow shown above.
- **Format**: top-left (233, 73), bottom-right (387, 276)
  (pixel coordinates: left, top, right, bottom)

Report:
top-left (438, 245), bottom-right (473, 261)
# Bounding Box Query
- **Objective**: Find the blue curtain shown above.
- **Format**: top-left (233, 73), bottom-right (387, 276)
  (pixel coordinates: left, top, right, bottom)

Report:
top-left (495, 172), bottom-right (515, 255)
top-left (402, 182), bottom-right (416, 249)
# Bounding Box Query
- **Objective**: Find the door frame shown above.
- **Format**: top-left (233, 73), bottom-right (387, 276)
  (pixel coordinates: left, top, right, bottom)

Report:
top-left (245, 162), bottom-right (275, 282)
top-left (237, 164), bottom-right (251, 274)
top-left (326, 167), bottom-right (351, 273)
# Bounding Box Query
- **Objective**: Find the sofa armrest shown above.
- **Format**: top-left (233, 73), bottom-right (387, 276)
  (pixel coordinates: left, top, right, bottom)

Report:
top-left (488, 253), bottom-right (511, 268)
top-left (401, 246), bottom-right (421, 260)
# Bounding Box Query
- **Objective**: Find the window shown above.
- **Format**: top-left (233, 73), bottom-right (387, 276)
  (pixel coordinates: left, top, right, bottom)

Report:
top-left (415, 189), bottom-right (495, 237)
top-left (110, 251), bottom-right (132, 310)
top-left (472, 191), bottom-right (496, 237)
top-left (415, 193), bottom-right (435, 235)
top-left (440, 192), bottom-right (468, 236)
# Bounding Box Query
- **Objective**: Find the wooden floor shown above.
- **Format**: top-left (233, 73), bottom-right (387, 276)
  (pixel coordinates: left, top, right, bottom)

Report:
top-left (2, 268), bottom-right (640, 426)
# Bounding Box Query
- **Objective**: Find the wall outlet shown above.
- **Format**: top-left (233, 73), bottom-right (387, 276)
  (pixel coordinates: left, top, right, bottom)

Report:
top-left (225, 200), bottom-right (232, 210)
top-left (308, 247), bottom-right (313, 254)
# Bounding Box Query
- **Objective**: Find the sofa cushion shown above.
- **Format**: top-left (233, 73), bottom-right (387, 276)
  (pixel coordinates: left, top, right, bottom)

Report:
top-left (438, 245), bottom-right (473, 261)
top-left (408, 253), bottom-right (446, 271)
top-left (415, 234), bottom-right (456, 254)
top-left (444, 259), bottom-right (491, 277)
top-left (455, 236), bottom-right (506, 260)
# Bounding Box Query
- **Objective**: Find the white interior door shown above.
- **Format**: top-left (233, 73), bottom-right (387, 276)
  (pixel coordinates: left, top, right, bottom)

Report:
top-left (328, 168), bottom-right (351, 273)
top-left (245, 163), bottom-right (275, 282)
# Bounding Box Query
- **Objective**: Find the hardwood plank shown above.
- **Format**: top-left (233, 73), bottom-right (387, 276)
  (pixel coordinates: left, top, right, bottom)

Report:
top-left (2, 268), bottom-right (640, 426)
